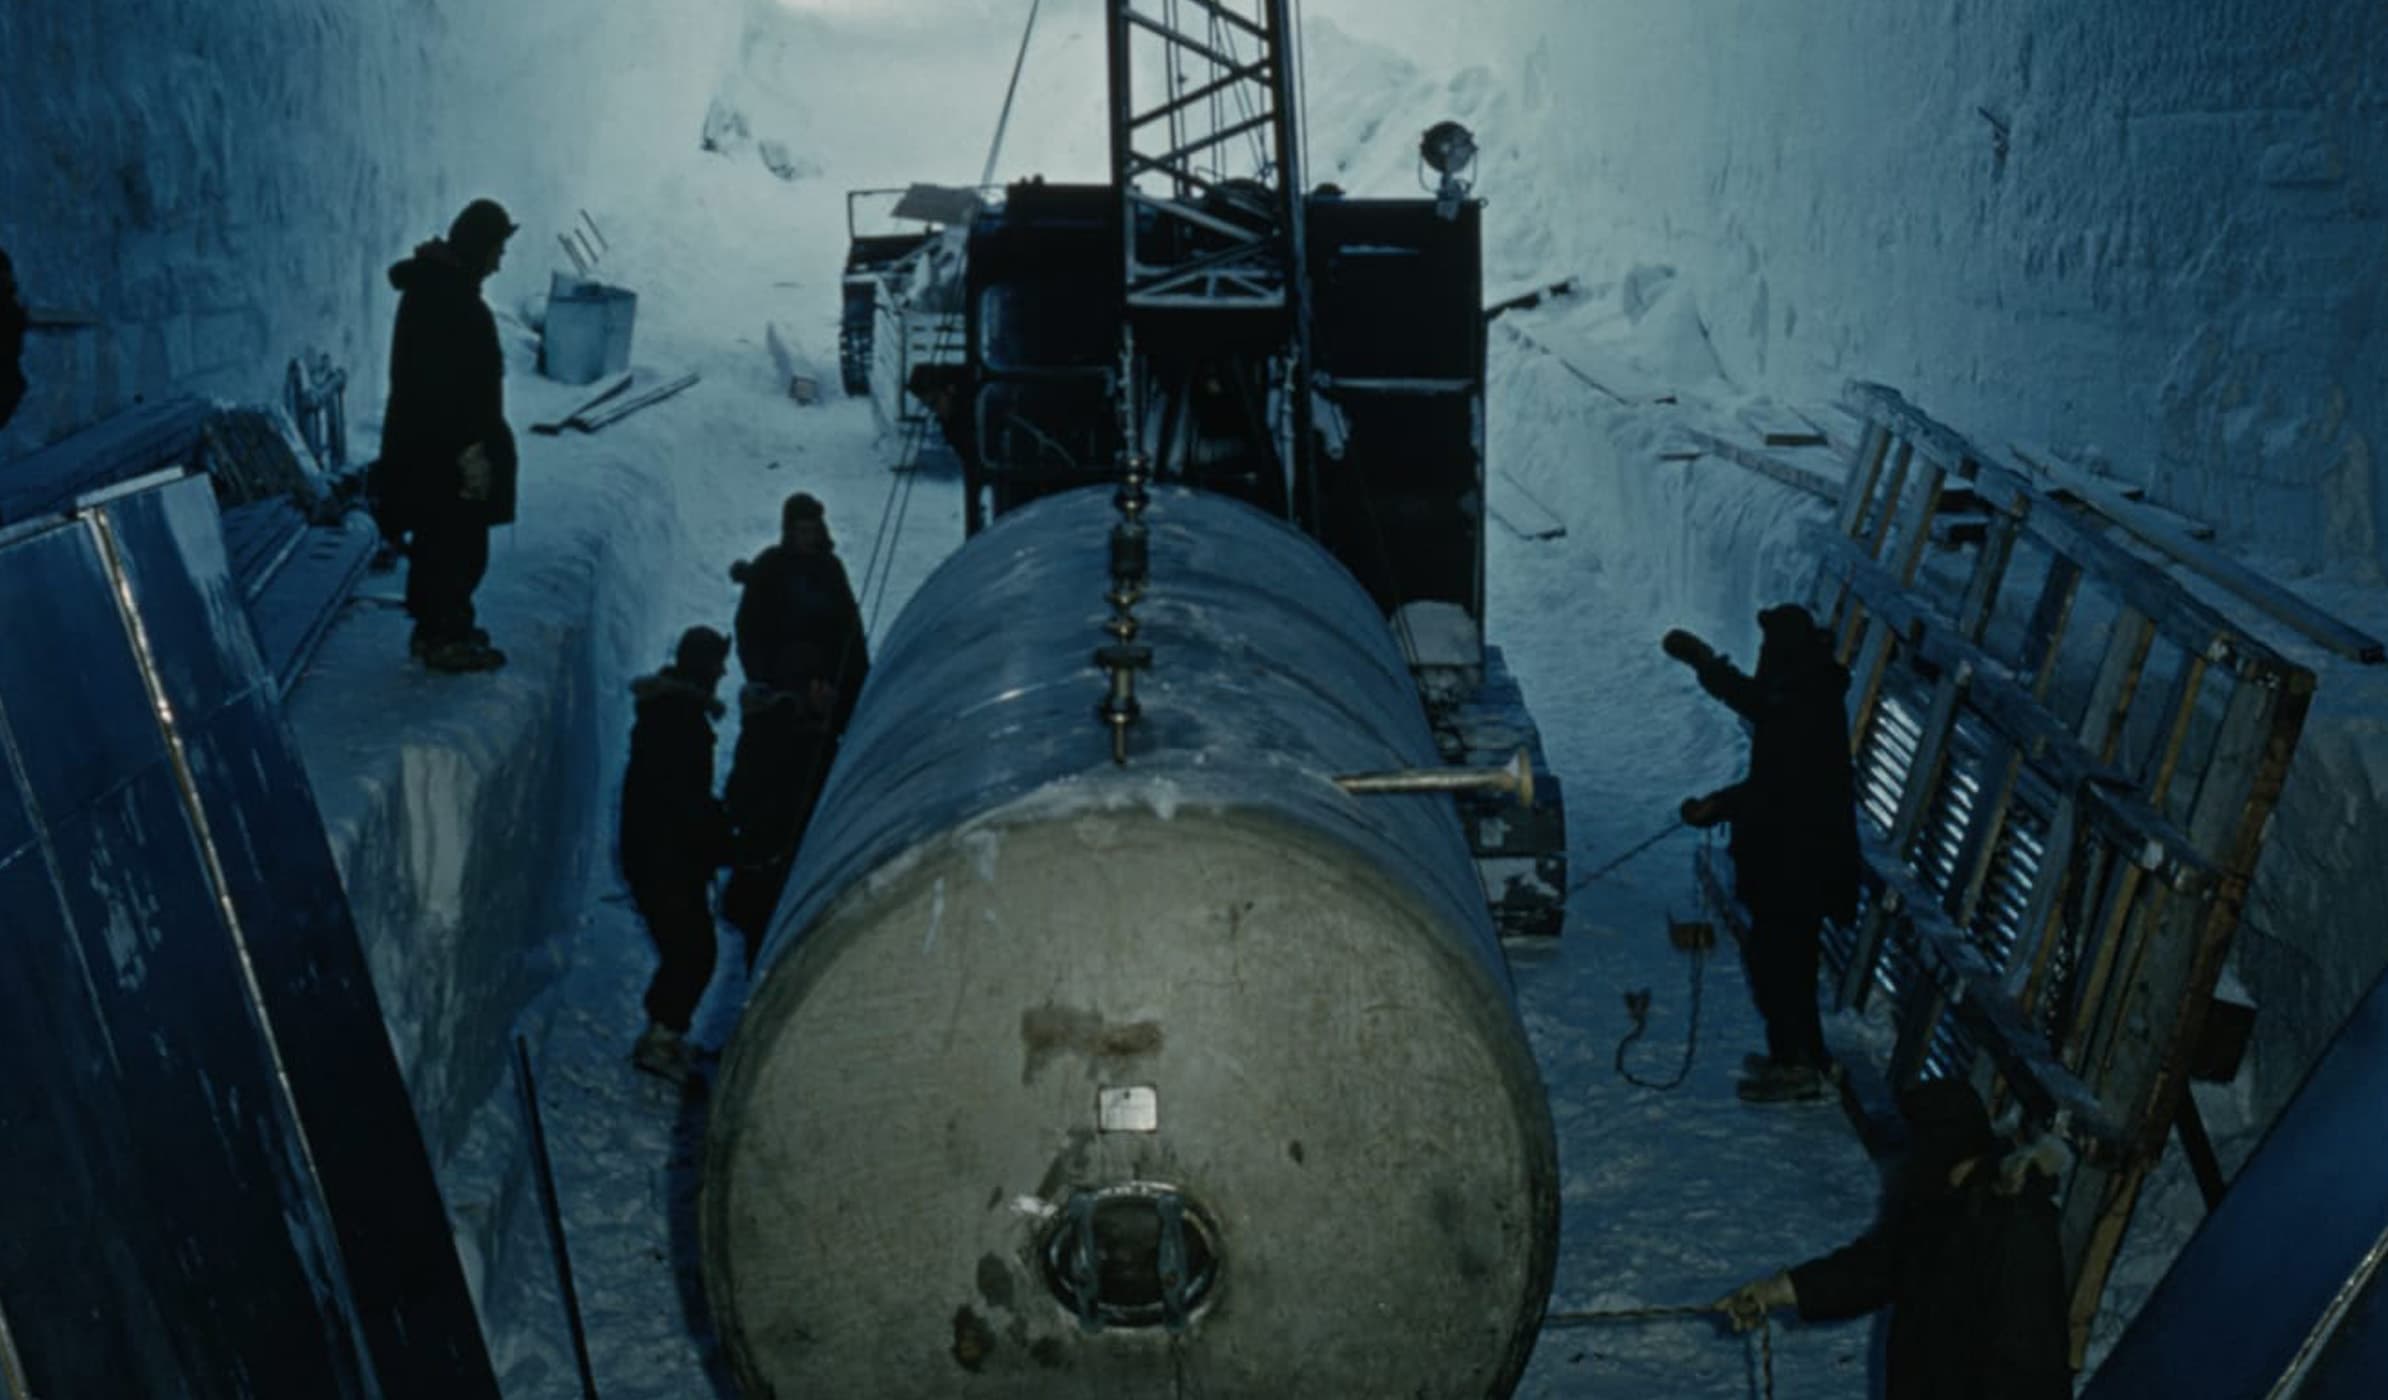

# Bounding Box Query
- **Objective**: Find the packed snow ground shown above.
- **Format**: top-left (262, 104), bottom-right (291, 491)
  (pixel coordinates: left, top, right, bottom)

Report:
top-left (275, 3), bottom-right (2387, 1396)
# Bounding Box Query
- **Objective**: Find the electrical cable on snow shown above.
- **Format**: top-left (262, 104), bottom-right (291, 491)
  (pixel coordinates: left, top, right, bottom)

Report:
top-left (1569, 816), bottom-right (1690, 891)
top-left (1542, 1303), bottom-right (1775, 1399)
top-left (1614, 939), bottom-right (1706, 1091)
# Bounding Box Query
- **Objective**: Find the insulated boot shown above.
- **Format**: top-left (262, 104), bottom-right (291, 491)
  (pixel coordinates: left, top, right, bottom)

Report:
top-left (423, 636), bottom-right (507, 673)
top-left (412, 626), bottom-right (492, 660)
top-left (1736, 1060), bottom-right (1827, 1103)
top-left (631, 1022), bottom-right (694, 1084)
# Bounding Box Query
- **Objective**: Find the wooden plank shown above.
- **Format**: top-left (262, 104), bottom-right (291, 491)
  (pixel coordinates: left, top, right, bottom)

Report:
top-left (1497, 322), bottom-right (1632, 404)
top-left (2076, 608), bottom-right (2156, 760)
top-left (1887, 455), bottom-right (1952, 588)
top-left (2005, 799), bottom-right (2082, 1002)
top-left (2032, 468), bottom-right (2220, 542)
top-left (2059, 681), bottom-right (2307, 1366)
top-left (1481, 276), bottom-right (1578, 322)
top-left (1966, 456), bottom-right (2293, 682)
top-left (2142, 653), bottom-right (2211, 807)
top-left (1885, 651), bottom-right (1970, 860)
top-left (1834, 417), bottom-right (1894, 538)
top-left (1845, 609), bottom-right (1903, 762)
top-left (1946, 748), bottom-right (2028, 935)
top-left (2012, 445), bottom-right (2384, 665)
top-left (1956, 506), bottom-right (2022, 639)
top-left (1863, 438), bottom-right (1917, 563)
top-left (1845, 381), bottom-right (1984, 483)
top-left (2065, 1161), bottom-right (2149, 1363)
top-left (2019, 554), bottom-right (2086, 697)
top-left (2105, 680), bottom-right (2295, 1133)
top-left (2059, 854), bottom-right (2153, 1070)
top-left (1938, 509), bottom-right (2035, 931)
top-left (1677, 428), bottom-right (1842, 502)
top-left (1486, 468), bottom-right (1566, 541)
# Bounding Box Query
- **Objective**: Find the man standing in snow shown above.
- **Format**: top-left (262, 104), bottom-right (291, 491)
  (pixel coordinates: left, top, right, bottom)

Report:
top-left (720, 492), bottom-right (869, 960)
top-left (377, 198), bottom-right (519, 674)
top-left (1663, 602), bottom-right (1861, 1102)
top-left (620, 626), bottom-right (736, 1083)
top-left (1710, 1077), bottom-right (2075, 1399)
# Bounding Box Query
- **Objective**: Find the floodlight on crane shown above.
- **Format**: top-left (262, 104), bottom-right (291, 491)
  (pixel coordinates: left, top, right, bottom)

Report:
top-left (1419, 119), bottom-right (1478, 220)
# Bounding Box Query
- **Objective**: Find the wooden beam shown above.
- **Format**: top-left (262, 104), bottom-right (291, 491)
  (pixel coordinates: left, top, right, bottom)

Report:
top-left (1844, 383), bottom-right (2303, 683)
top-left (2011, 446), bottom-right (2383, 665)
top-left (1677, 428), bottom-right (1842, 502)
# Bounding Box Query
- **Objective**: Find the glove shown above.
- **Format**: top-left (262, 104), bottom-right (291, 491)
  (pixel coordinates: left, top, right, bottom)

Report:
top-left (1661, 628), bottom-right (1713, 666)
top-left (457, 441), bottom-right (494, 502)
top-left (1680, 794), bottom-right (1727, 828)
top-left (1709, 1271), bottom-right (1796, 1333)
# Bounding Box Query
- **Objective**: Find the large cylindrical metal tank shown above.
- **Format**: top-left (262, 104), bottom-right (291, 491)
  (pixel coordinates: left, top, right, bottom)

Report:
top-left (703, 485), bottom-right (1558, 1398)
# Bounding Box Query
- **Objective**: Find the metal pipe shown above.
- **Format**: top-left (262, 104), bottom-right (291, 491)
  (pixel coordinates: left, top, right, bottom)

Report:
top-left (513, 1035), bottom-right (600, 1400)
top-left (1335, 748), bottom-right (1533, 807)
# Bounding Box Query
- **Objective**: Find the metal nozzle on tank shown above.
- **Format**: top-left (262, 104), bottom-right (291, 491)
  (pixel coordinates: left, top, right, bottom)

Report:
top-left (1095, 453), bottom-right (1153, 764)
top-left (1333, 747), bottom-right (1535, 807)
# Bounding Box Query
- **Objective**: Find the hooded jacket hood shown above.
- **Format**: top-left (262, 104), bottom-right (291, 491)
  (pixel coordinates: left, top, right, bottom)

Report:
top-left (632, 668), bottom-right (725, 719)
top-left (388, 238), bottom-right (478, 294)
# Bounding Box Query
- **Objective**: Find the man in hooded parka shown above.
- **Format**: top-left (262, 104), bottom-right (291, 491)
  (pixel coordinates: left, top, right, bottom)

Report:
top-left (377, 197), bottom-right (520, 673)
top-left (720, 492), bottom-right (869, 957)
top-left (1711, 1078), bottom-right (2076, 1400)
top-left (1664, 602), bottom-right (1863, 1101)
top-left (620, 626), bottom-right (736, 1082)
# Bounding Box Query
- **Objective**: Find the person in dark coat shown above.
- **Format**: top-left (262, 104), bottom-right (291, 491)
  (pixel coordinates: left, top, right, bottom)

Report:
top-left (0, 247), bottom-right (27, 430)
top-left (620, 626), bottom-right (735, 1083)
top-left (377, 198), bottom-right (520, 673)
top-left (1711, 1078), bottom-right (2076, 1400)
top-left (731, 492), bottom-right (870, 727)
top-left (720, 492), bottom-right (869, 962)
top-left (1664, 602), bottom-right (1861, 1101)
top-left (718, 680), bottom-right (839, 963)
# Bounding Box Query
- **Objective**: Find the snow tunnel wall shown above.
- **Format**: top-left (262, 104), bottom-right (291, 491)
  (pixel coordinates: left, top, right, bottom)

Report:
top-left (0, 1), bottom-right (740, 1374)
top-left (1337, 0), bottom-right (2388, 579)
top-left (0, 0), bottom-right (741, 459)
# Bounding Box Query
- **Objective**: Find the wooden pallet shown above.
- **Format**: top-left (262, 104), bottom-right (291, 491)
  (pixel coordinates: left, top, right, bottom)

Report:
top-left (1788, 382), bottom-right (2315, 1365)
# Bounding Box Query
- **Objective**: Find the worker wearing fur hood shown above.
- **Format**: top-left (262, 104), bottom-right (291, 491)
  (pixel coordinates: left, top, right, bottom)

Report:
top-left (1713, 1078), bottom-right (2075, 1399)
top-left (619, 627), bottom-right (735, 1082)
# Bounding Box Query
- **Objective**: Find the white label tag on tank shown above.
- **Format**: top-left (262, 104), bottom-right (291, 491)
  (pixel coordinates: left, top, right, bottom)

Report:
top-left (1098, 1085), bottom-right (1159, 1133)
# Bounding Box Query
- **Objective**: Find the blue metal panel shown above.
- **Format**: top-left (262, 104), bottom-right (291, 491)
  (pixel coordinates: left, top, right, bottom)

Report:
top-left (0, 520), bottom-right (166, 818)
top-left (0, 480), bottom-right (497, 1396)
top-left (2084, 964), bottom-right (2388, 1399)
top-left (94, 477), bottom-right (500, 1396)
top-left (92, 476), bottom-right (264, 718)
top-left (0, 395), bottom-right (207, 526)
top-left (0, 529), bottom-right (372, 1395)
